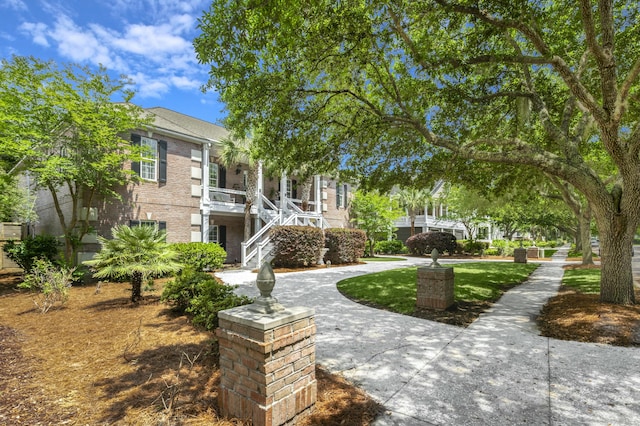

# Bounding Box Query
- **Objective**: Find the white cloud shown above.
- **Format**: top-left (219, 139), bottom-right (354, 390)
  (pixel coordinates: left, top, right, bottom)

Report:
top-left (129, 72), bottom-right (171, 98)
top-left (12, 1), bottom-right (211, 102)
top-left (108, 0), bottom-right (208, 20)
top-left (170, 75), bottom-right (200, 90)
top-left (49, 15), bottom-right (126, 71)
top-left (110, 22), bottom-right (191, 56)
top-left (2, 0), bottom-right (27, 11)
top-left (19, 22), bottom-right (49, 47)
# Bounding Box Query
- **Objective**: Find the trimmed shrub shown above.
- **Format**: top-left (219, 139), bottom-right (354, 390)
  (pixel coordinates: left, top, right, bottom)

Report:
top-left (374, 239), bottom-right (405, 255)
top-left (161, 268), bottom-right (252, 330)
top-left (173, 242), bottom-right (226, 271)
top-left (324, 228), bottom-right (367, 264)
top-left (3, 234), bottom-right (60, 272)
top-left (406, 231), bottom-right (457, 256)
top-left (271, 226), bottom-right (325, 268)
top-left (462, 240), bottom-right (490, 255)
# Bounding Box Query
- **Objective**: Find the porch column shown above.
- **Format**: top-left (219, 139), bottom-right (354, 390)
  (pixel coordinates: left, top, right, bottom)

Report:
top-left (280, 172), bottom-right (288, 213)
top-left (315, 175), bottom-right (321, 214)
top-left (201, 143), bottom-right (211, 243)
top-left (202, 143), bottom-right (211, 203)
top-left (257, 161), bottom-right (264, 209)
top-left (202, 212), bottom-right (210, 243)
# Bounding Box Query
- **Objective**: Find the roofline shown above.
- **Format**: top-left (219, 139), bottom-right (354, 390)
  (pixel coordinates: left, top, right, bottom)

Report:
top-left (142, 123), bottom-right (224, 147)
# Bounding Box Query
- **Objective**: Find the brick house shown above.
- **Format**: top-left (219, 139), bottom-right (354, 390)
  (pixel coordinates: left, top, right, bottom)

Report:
top-left (32, 107), bottom-right (352, 266)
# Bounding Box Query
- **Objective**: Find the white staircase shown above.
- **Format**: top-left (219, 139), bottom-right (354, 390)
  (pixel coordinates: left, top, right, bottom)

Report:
top-left (241, 194), bottom-right (330, 269)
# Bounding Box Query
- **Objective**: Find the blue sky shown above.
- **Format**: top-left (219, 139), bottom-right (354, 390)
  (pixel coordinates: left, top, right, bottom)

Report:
top-left (0, 0), bottom-right (228, 125)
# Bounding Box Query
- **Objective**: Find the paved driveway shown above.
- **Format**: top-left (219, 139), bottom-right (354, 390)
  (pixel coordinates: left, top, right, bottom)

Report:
top-left (217, 252), bottom-right (640, 425)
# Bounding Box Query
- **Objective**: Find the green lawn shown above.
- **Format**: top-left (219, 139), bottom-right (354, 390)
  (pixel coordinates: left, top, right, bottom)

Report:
top-left (562, 268), bottom-right (601, 294)
top-left (337, 262), bottom-right (539, 314)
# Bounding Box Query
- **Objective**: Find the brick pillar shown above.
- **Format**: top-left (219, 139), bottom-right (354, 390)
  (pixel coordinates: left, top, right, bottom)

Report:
top-left (526, 246), bottom-right (539, 259)
top-left (417, 266), bottom-right (454, 310)
top-left (514, 248), bottom-right (528, 263)
top-left (216, 306), bottom-right (317, 426)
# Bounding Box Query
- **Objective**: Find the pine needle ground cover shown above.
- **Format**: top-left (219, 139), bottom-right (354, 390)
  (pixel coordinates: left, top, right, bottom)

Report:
top-left (538, 265), bottom-right (640, 346)
top-left (0, 274), bottom-right (380, 425)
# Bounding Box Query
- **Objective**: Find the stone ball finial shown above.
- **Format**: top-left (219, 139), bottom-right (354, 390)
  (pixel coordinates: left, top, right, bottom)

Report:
top-left (430, 248), bottom-right (442, 268)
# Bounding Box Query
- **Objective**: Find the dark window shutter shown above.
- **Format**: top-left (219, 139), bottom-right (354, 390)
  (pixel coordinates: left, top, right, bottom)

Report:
top-left (292, 179), bottom-right (297, 199)
top-left (158, 140), bottom-right (167, 183)
top-left (219, 225), bottom-right (227, 250)
top-left (343, 184), bottom-right (348, 207)
top-left (129, 220), bottom-right (140, 227)
top-left (219, 166), bottom-right (226, 188)
top-left (131, 134), bottom-right (141, 176)
top-left (158, 221), bottom-right (167, 241)
top-left (336, 184), bottom-right (341, 208)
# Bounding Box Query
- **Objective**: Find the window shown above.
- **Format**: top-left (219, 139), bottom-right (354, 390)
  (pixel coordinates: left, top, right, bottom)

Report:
top-left (129, 220), bottom-right (166, 239)
top-left (131, 134), bottom-right (166, 183)
top-left (285, 179), bottom-right (292, 198)
top-left (210, 163), bottom-right (219, 187)
top-left (478, 227), bottom-right (489, 240)
top-left (209, 225), bottom-right (219, 244)
top-left (336, 183), bottom-right (348, 208)
top-left (140, 137), bottom-right (157, 181)
top-left (243, 170), bottom-right (248, 190)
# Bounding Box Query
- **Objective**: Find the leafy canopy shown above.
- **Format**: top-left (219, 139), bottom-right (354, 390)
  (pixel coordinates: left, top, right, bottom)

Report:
top-left (195, 0), bottom-right (640, 304)
top-left (0, 56), bottom-right (151, 263)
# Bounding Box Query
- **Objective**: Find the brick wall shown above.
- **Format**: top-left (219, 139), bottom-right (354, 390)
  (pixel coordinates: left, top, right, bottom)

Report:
top-left (217, 311), bottom-right (317, 426)
top-left (93, 132), bottom-right (202, 243)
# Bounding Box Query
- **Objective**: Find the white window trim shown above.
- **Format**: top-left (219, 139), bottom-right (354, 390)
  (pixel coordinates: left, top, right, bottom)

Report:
top-left (140, 136), bottom-right (158, 181)
top-left (285, 179), bottom-right (293, 198)
top-left (210, 163), bottom-right (219, 188)
top-left (209, 224), bottom-right (219, 244)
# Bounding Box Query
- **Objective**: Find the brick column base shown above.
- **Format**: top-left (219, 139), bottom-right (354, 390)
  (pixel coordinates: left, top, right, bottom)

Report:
top-left (217, 306), bottom-right (317, 426)
top-left (514, 248), bottom-right (528, 263)
top-left (417, 266), bottom-right (454, 310)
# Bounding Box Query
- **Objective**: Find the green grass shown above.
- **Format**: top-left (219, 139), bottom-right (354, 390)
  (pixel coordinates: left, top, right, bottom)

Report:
top-left (543, 249), bottom-right (558, 257)
top-left (562, 268), bottom-right (601, 294)
top-left (337, 262), bottom-right (539, 314)
top-left (359, 256), bottom-right (406, 262)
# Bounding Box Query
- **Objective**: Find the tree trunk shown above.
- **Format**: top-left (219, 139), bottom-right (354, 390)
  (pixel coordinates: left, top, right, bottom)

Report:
top-left (300, 175), bottom-right (313, 212)
top-left (410, 216), bottom-right (415, 236)
top-left (574, 219), bottom-right (582, 251)
top-left (244, 165), bottom-right (258, 241)
top-left (578, 209), bottom-right (594, 265)
top-left (597, 216), bottom-right (635, 305)
top-left (244, 202), bottom-right (252, 241)
top-left (131, 271), bottom-right (143, 303)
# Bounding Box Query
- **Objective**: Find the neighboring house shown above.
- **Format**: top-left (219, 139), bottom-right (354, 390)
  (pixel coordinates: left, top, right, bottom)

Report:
top-left (32, 107), bottom-right (353, 267)
top-left (393, 181), bottom-right (494, 243)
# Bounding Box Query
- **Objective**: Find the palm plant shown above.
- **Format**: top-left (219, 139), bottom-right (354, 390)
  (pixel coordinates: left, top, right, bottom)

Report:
top-left (84, 225), bottom-right (182, 302)
top-left (396, 188), bottom-right (430, 236)
top-left (219, 138), bottom-right (259, 241)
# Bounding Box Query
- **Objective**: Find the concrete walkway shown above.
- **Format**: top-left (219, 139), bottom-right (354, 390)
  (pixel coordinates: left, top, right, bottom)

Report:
top-left (217, 249), bottom-right (640, 425)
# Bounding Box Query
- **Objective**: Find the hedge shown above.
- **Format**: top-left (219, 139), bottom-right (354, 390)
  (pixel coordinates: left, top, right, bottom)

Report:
top-left (374, 239), bottom-right (405, 255)
top-left (271, 226), bottom-right (325, 268)
top-left (406, 231), bottom-right (457, 256)
top-left (324, 228), bottom-right (366, 264)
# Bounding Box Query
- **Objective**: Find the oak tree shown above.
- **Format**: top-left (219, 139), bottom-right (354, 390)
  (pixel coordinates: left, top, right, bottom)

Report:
top-left (195, 1), bottom-right (640, 304)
